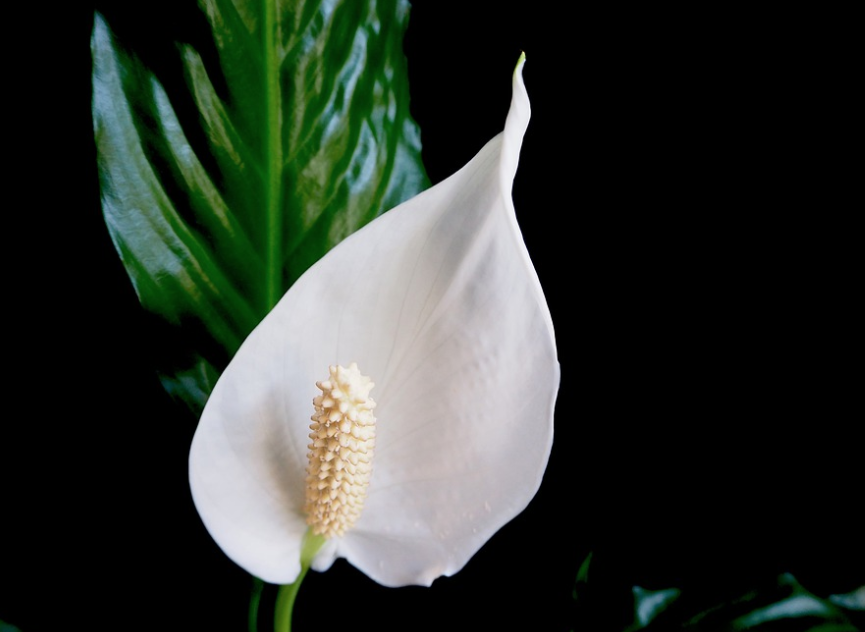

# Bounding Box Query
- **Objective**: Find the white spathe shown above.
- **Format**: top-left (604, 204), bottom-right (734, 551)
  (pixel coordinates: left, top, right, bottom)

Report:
top-left (189, 55), bottom-right (559, 588)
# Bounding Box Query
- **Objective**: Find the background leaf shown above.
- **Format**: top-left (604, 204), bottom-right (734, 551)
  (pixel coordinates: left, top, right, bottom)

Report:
top-left (636, 574), bottom-right (863, 631)
top-left (91, 0), bottom-right (429, 415)
top-left (573, 567), bottom-right (863, 631)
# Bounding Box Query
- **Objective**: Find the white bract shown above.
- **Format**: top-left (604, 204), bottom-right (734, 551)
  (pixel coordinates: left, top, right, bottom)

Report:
top-left (189, 55), bottom-right (559, 588)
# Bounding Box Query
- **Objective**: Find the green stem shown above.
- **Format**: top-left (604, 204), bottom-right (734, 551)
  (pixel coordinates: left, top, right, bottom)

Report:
top-left (248, 576), bottom-right (265, 632)
top-left (273, 565), bottom-right (308, 632)
top-left (273, 530), bottom-right (326, 632)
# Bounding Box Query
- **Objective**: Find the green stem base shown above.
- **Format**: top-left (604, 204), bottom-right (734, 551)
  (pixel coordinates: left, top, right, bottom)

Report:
top-left (273, 530), bottom-right (327, 632)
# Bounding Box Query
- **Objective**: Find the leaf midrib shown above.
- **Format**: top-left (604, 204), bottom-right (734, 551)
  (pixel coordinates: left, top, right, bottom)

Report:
top-left (263, 0), bottom-right (282, 311)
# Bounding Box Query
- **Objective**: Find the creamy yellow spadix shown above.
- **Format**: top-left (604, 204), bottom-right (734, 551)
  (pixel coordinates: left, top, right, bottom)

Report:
top-left (304, 363), bottom-right (376, 538)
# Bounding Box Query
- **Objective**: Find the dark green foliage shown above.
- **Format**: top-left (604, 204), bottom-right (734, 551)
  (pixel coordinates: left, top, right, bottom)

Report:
top-left (91, 0), bottom-right (429, 415)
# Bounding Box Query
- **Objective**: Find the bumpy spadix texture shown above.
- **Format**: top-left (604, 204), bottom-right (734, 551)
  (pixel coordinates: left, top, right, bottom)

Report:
top-left (189, 55), bottom-right (559, 587)
top-left (305, 363), bottom-right (376, 538)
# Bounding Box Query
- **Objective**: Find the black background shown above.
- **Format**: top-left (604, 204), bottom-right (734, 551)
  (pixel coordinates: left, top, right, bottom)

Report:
top-left (3, 2), bottom-right (861, 631)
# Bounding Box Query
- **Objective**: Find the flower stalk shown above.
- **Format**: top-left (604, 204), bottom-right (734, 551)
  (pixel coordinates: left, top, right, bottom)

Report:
top-left (274, 530), bottom-right (327, 632)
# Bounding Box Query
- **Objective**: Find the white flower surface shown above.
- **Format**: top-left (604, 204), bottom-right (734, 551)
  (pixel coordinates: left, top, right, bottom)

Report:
top-left (189, 55), bottom-right (559, 587)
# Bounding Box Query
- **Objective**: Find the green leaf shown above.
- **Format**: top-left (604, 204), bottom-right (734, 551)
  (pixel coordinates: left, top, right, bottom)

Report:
top-left (628, 585), bottom-right (681, 630)
top-left (569, 551), bottom-right (863, 632)
top-left (92, 0), bottom-right (429, 415)
top-left (829, 587), bottom-right (865, 612)
top-left (577, 551), bottom-right (593, 584)
top-left (623, 574), bottom-right (861, 631)
top-left (572, 550), bottom-right (593, 602)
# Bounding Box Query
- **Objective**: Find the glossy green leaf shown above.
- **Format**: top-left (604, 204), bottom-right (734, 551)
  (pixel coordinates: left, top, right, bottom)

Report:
top-left (830, 587), bottom-right (865, 612)
top-left (92, 0), bottom-right (429, 415)
top-left (625, 574), bottom-right (862, 631)
top-left (629, 585), bottom-right (681, 630)
top-left (571, 555), bottom-right (863, 632)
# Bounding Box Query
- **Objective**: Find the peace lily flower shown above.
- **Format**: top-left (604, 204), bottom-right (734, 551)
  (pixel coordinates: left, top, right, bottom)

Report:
top-left (188, 54), bottom-right (559, 590)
